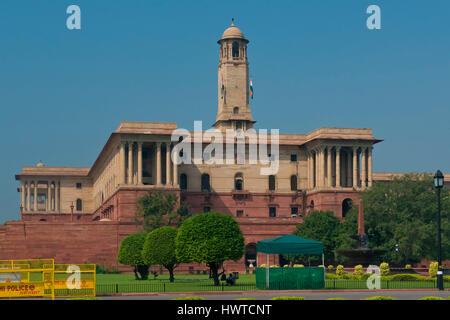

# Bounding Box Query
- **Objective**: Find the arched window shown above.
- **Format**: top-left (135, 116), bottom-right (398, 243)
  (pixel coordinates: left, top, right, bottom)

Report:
top-left (201, 173), bottom-right (211, 192)
top-left (180, 174), bottom-right (188, 190)
top-left (233, 107), bottom-right (239, 114)
top-left (342, 198), bottom-right (353, 218)
top-left (268, 175), bottom-right (276, 191)
top-left (245, 243), bottom-right (257, 267)
top-left (76, 199), bottom-right (82, 211)
top-left (232, 41), bottom-right (239, 58)
top-left (290, 175), bottom-right (298, 191)
top-left (235, 173), bottom-right (243, 191)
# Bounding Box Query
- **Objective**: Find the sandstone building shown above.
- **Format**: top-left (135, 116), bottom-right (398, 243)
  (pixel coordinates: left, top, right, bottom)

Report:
top-left (1, 22), bottom-right (447, 271)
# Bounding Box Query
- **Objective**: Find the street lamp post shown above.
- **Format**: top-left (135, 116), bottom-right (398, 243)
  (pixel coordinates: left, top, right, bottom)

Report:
top-left (433, 170), bottom-right (444, 291)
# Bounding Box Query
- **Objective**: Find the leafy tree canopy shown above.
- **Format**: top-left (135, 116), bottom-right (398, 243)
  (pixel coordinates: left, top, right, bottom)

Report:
top-left (142, 226), bottom-right (179, 282)
top-left (135, 191), bottom-right (191, 232)
top-left (362, 173), bottom-right (449, 265)
top-left (175, 212), bottom-right (244, 285)
top-left (117, 232), bottom-right (149, 280)
top-left (286, 210), bottom-right (357, 264)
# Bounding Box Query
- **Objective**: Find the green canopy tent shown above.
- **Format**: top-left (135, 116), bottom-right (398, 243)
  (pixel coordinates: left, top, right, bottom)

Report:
top-left (257, 235), bottom-right (324, 289)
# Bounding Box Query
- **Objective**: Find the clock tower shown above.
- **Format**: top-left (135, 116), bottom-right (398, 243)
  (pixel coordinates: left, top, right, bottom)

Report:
top-left (214, 20), bottom-right (255, 131)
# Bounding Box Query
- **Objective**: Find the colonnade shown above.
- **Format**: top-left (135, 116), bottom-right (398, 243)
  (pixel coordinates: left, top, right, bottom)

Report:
top-left (21, 180), bottom-right (60, 212)
top-left (307, 145), bottom-right (373, 190)
top-left (119, 141), bottom-right (179, 187)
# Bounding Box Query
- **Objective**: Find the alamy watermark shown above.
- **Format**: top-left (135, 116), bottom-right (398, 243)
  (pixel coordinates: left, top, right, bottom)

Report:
top-left (170, 121), bottom-right (280, 175)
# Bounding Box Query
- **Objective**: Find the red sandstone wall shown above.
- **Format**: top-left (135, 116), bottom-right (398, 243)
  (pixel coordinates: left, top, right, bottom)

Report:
top-left (0, 187), bottom-right (361, 274)
top-left (0, 220), bottom-right (137, 269)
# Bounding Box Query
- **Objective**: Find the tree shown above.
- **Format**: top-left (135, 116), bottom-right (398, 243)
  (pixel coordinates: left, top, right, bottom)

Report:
top-left (362, 173), bottom-right (450, 265)
top-left (142, 226), bottom-right (179, 282)
top-left (285, 210), bottom-right (358, 264)
top-left (175, 212), bottom-right (244, 286)
top-left (117, 232), bottom-right (149, 280)
top-left (135, 191), bottom-right (191, 232)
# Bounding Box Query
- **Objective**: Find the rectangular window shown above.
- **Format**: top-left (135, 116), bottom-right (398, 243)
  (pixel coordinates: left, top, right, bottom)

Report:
top-left (290, 154), bottom-right (297, 162)
top-left (76, 183), bottom-right (82, 189)
top-left (203, 206), bottom-right (211, 213)
top-left (291, 207), bottom-right (299, 217)
top-left (236, 210), bottom-right (244, 217)
top-left (269, 207), bottom-right (276, 217)
top-left (76, 199), bottom-right (82, 211)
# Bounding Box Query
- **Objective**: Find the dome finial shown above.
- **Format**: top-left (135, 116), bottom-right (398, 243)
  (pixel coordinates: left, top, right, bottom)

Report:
top-left (231, 18), bottom-right (235, 26)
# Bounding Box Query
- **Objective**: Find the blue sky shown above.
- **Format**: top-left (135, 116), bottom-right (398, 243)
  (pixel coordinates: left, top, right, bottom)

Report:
top-left (0, 0), bottom-right (449, 223)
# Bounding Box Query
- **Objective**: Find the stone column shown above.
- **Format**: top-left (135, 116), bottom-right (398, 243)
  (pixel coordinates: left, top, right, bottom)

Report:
top-left (368, 146), bottom-right (373, 187)
top-left (307, 151), bottom-right (312, 189)
top-left (33, 181), bottom-right (37, 211)
top-left (46, 182), bottom-right (50, 212)
top-left (314, 150), bottom-right (319, 188)
top-left (361, 147), bottom-right (367, 188)
top-left (137, 142), bottom-right (143, 185)
top-left (320, 146), bottom-right (326, 187)
top-left (156, 142), bottom-right (162, 185)
top-left (173, 145), bottom-right (179, 186)
top-left (21, 182), bottom-right (25, 209)
top-left (352, 147), bottom-right (358, 188)
top-left (128, 142), bottom-right (133, 185)
top-left (26, 182), bottom-right (30, 211)
top-left (119, 141), bottom-right (126, 185)
top-left (166, 142), bottom-right (172, 185)
top-left (327, 147), bottom-right (332, 187)
top-left (56, 181), bottom-right (60, 213)
top-left (336, 147), bottom-right (341, 187)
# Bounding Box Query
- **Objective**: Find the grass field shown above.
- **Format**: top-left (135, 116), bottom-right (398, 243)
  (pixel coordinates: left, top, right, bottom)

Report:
top-left (94, 273), bottom-right (448, 294)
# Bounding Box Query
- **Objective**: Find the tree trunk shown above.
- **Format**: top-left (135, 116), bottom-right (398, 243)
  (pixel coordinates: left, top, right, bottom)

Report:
top-left (133, 266), bottom-right (140, 280)
top-left (166, 265), bottom-right (175, 283)
top-left (137, 265), bottom-right (149, 280)
top-left (209, 262), bottom-right (220, 286)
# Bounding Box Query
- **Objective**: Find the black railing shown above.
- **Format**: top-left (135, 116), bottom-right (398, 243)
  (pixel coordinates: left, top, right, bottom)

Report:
top-left (95, 278), bottom-right (448, 295)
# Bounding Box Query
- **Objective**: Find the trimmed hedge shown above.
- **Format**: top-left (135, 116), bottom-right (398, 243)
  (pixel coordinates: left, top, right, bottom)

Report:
top-left (235, 298), bottom-right (256, 300)
top-left (363, 296), bottom-right (396, 300)
top-left (418, 296), bottom-right (446, 300)
top-left (327, 297), bottom-right (347, 300)
top-left (172, 297), bottom-right (204, 300)
top-left (271, 296), bottom-right (305, 300)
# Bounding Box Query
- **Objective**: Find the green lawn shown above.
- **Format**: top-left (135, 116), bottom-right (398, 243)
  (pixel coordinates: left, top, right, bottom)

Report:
top-left (94, 273), bottom-right (447, 294)
top-left (95, 273), bottom-right (257, 294)
top-left (95, 273), bottom-right (255, 284)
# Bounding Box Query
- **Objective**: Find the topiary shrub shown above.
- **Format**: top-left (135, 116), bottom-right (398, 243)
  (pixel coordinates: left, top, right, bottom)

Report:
top-left (354, 265), bottom-right (364, 276)
top-left (142, 226), bottom-right (179, 283)
top-left (388, 274), bottom-right (424, 281)
top-left (172, 297), bottom-right (204, 300)
top-left (429, 261), bottom-right (438, 278)
top-left (283, 264), bottom-right (289, 268)
top-left (405, 264), bottom-right (412, 269)
top-left (293, 264), bottom-right (304, 268)
top-left (260, 264), bottom-right (267, 268)
top-left (336, 265), bottom-right (345, 277)
top-left (379, 262), bottom-right (389, 276)
top-left (327, 265), bottom-right (334, 271)
top-left (271, 296), bottom-right (305, 300)
top-left (117, 232), bottom-right (149, 280)
top-left (363, 296), bottom-right (396, 300)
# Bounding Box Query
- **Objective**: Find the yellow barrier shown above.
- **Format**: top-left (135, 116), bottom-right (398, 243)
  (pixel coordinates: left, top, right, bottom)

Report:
top-left (0, 259), bottom-right (55, 299)
top-left (0, 260), bottom-right (96, 299)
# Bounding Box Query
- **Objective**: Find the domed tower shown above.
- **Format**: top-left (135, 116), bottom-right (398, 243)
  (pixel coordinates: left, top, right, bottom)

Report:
top-left (213, 19), bottom-right (255, 131)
